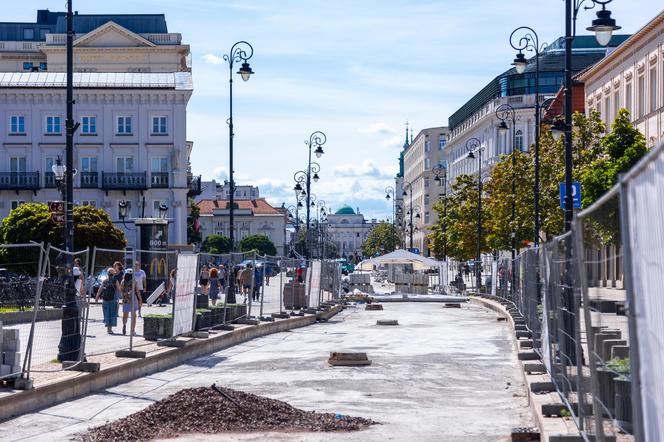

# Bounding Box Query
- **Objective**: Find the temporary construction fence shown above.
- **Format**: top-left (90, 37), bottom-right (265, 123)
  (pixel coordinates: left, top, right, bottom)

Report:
top-left (0, 245), bottom-right (343, 389)
top-left (484, 141), bottom-right (664, 441)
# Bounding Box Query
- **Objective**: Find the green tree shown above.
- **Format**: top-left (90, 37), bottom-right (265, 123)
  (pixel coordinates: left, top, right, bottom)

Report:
top-left (483, 149), bottom-right (533, 251)
top-left (73, 205), bottom-right (127, 250)
top-left (187, 202), bottom-right (202, 245)
top-left (580, 108), bottom-right (647, 207)
top-left (431, 174), bottom-right (490, 261)
top-left (201, 234), bottom-right (232, 254)
top-left (361, 221), bottom-right (400, 256)
top-left (239, 234), bottom-right (277, 256)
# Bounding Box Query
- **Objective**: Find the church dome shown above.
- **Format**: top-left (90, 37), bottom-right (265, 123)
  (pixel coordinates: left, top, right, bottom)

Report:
top-left (335, 205), bottom-right (356, 215)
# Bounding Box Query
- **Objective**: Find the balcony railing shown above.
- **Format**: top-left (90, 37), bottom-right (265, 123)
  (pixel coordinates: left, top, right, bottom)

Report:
top-left (80, 172), bottom-right (99, 188)
top-left (151, 172), bottom-right (169, 188)
top-left (0, 172), bottom-right (39, 190)
top-left (101, 172), bottom-right (147, 191)
top-left (187, 174), bottom-right (202, 196)
top-left (44, 172), bottom-right (56, 188)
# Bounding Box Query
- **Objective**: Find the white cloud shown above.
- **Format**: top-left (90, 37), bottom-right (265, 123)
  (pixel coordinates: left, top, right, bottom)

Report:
top-left (380, 135), bottom-right (404, 149)
top-left (361, 122), bottom-right (398, 136)
top-left (332, 160), bottom-right (396, 179)
top-left (202, 54), bottom-right (223, 65)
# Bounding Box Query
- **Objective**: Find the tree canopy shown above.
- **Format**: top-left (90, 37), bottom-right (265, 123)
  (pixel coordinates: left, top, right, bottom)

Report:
top-left (201, 234), bottom-right (232, 255)
top-left (239, 234), bottom-right (277, 256)
top-left (361, 221), bottom-right (400, 257)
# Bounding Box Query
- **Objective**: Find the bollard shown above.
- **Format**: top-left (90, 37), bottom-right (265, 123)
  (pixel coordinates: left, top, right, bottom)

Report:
top-left (376, 319), bottom-right (399, 326)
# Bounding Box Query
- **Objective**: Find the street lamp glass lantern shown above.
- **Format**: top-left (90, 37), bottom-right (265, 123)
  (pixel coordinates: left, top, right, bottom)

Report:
top-left (237, 62), bottom-right (254, 81)
top-left (158, 203), bottom-right (168, 219)
top-left (385, 193), bottom-right (391, 200)
top-left (294, 182), bottom-right (302, 191)
top-left (512, 52), bottom-right (528, 74)
top-left (314, 146), bottom-right (324, 158)
top-left (587, 9), bottom-right (621, 47)
top-left (497, 121), bottom-right (509, 133)
top-left (297, 201), bottom-right (303, 208)
top-left (312, 172), bottom-right (320, 183)
top-left (467, 151), bottom-right (476, 160)
top-left (118, 200), bottom-right (128, 220)
top-left (52, 156), bottom-right (66, 181)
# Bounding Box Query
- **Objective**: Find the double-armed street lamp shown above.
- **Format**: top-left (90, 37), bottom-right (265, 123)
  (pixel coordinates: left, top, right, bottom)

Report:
top-left (432, 163), bottom-right (447, 261)
top-left (385, 186), bottom-right (397, 251)
top-left (401, 181), bottom-right (421, 251)
top-left (293, 131), bottom-right (327, 259)
top-left (465, 137), bottom-right (484, 291)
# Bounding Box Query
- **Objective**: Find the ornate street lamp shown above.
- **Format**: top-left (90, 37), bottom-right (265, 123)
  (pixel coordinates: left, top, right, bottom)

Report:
top-left (495, 104), bottom-right (518, 297)
top-left (465, 137), bottom-right (483, 292)
top-left (385, 186), bottom-right (397, 251)
top-left (509, 26), bottom-right (545, 247)
top-left (432, 163), bottom-right (447, 261)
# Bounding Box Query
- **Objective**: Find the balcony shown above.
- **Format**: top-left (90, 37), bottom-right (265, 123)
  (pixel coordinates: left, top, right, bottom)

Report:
top-left (0, 172), bottom-right (39, 191)
top-left (101, 172), bottom-right (147, 192)
top-left (44, 172), bottom-right (57, 188)
top-left (187, 174), bottom-right (202, 197)
top-left (80, 172), bottom-right (99, 188)
top-left (151, 172), bottom-right (169, 188)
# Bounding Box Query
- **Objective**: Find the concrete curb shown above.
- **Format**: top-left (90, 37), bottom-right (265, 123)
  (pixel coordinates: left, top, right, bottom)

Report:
top-left (0, 308), bottom-right (62, 325)
top-left (0, 308), bottom-right (341, 421)
top-left (471, 297), bottom-right (583, 442)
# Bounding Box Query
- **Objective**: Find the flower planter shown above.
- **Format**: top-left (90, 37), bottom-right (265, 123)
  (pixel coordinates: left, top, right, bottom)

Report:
top-left (614, 376), bottom-right (632, 432)
top-left (196, 294), bottom-right (209, 309)
top-left (596, 366), bottom-right (616, 417)
top-left (195, 309), bottom-right (212, 330)
top-left (144, 315), bottom-right (173, 341)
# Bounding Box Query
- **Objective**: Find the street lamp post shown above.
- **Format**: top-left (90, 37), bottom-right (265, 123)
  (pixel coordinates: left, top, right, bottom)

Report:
top-left (384, 186), bottom-right (396, 251)
top-left (316, 200), bottom-right (326, 258)
top-left (495, 104), bottom-right (518, 295)
top-left (432, 164), bottom-right (447, 261)
top-left (465, 138), bottom-right (483, 292)
top-left (401, 181), bottom-right (421, 250)
top-left (509, 27), bottom-right (546, 246)
top-left (293, 130), bottom-right (326, 259)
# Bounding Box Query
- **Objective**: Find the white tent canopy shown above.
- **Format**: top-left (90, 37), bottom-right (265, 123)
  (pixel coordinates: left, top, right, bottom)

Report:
top-left (356, 249), bottom-right (443, 271)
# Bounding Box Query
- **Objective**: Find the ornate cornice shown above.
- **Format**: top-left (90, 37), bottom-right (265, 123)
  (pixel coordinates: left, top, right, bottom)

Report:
top-left (0, 89), bottom-right (191, 105)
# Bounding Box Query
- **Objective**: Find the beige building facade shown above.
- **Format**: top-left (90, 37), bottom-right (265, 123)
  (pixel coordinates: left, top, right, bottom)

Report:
top-left (402, 126), bottom-right (448, 256)
top-left (580, 11), bottom-right (664, 147)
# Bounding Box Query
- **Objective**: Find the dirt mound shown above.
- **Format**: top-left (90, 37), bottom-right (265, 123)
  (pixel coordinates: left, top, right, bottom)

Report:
top-left (79, 385), bottom-right (376, 441)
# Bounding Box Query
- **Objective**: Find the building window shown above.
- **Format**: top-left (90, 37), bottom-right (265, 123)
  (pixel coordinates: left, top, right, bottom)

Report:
top-left (10, 156), bottom-right (27, 173)
top-left (439, 138), bottom-right (446, 150)
top-left (45, 115), bottom-right (61, 134)
top-left (80, 200), bottom-right (97, 207)
top-left (116, 157), bottom-right (134, 172)
top-left (613, 90), bottom-right (620, 121)
top-left (81, 156), bottom-right (98, 172)
top-left (649, 66), bottom-right (657, 113)
top-left (151, 157), bottom-right (168, 172)
top-left (11, 201), bottom-right (26, 210)
top-left (424, 140), bottom-right (430, 152)
top-left (152, 200), bottom-right (168, 217)
top-left (424, 158), bottom-right (430, 169)
top-left (425, 212), bottom-right (430, 224)
top-left (39, 29), bottom-right (48, 40)
top-left (23, 28), bottom-right (34, 40)
top-left (23, 62), bottom-right (35, 72)
top-left (625, 81), bottom-right (633, 115)
top-left (515, 130), bottom-right (524, 151)
top-left (117, 116), bottom-right (132, 135)
top-left (604, 95), bottom-right (611, 125)
top-left (152, 116), bottom-right (167, 135)
top-left (9, 115), bottom-right (25, 134)
top-left (81, 116), bottom-right (97, 134)
top-left (637, 75), bottom-right (645, 118)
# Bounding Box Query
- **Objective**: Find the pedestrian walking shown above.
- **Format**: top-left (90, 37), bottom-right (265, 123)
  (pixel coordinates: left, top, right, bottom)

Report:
top-left (95, 267), bottom-right (118, 334)
top-left (219, 264), bottom-right (227, 293)
top-left (133, 261), bottom-right (146, 317)
top-left (120, 269), bottom-right (140, 336)
top-left (265, 264), bottom-right (272, 286)
top-left (253, 265), bottom-right (263, 302)
top-left (240, 264), bottom-right (253, 303)
top-left (199, 265), bottom-right (209, 295)
top-left (208, 267), bottom-right (220, 306)
top-left (73, 258), bottom-right (85, 307)
top-left (164, 268), bottom-right (177, 305)
top-left (296, 266), bottom-right (304, 284)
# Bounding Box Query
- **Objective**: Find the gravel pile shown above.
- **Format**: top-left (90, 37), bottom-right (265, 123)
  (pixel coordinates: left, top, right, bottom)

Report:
top-left (79, 385), bottom-right (376, 441)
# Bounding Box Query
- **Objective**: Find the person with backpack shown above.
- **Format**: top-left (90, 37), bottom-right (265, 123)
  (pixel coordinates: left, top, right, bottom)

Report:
top-left (120, 269), bottom-right (141, 336)
top-left (96, 267), bottom-right (118, 334)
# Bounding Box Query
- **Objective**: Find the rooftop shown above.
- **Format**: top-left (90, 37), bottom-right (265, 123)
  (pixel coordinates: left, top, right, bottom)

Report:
top-left (335, 206), bottom-right (356, 215)
top-left (0, 72), bottom-right (193, 90)
top-left (198, 199), bottom-right (282, 216)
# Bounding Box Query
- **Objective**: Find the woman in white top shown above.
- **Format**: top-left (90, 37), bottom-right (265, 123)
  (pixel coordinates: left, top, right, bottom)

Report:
top-left (133, 261), bottom-right (147, 317)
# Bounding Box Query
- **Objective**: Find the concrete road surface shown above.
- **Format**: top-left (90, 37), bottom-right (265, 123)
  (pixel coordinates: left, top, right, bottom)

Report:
top-left (0, 302), bottom-right (534, 441)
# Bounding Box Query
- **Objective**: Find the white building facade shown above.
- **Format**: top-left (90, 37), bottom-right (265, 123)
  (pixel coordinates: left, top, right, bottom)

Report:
top-left (0, 10), bottom-right (195, 247)
top-left (580, 11), bottom-right (664, 148)
top-left (325, 206), bottom-right (377, 259)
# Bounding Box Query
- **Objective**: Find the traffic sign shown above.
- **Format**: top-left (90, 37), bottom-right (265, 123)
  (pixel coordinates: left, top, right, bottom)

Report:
top-left (559, 182), bottom-right (581, 209)
top-left (48, 201), bottom-right (65, 224)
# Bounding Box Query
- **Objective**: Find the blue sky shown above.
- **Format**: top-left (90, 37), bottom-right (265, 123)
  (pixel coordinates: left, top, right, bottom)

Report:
top-left (12, 1), bottom-right (662, 219)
